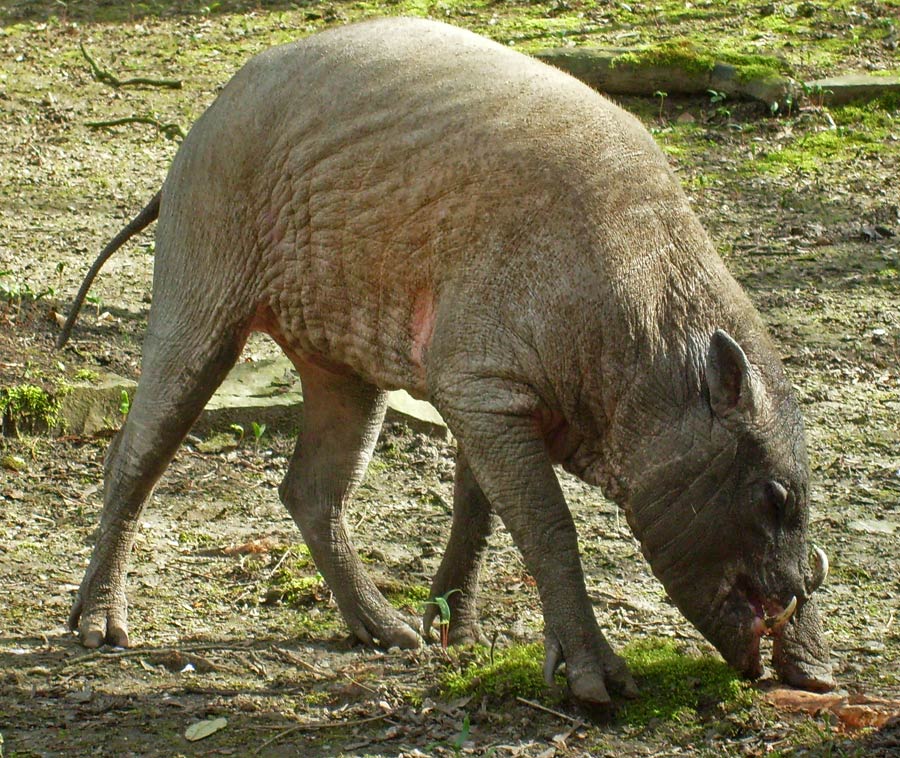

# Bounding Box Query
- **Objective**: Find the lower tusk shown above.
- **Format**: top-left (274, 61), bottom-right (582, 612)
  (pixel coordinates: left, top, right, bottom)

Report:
top-left (764, 595), bottom-right (797, 632)
top-left (808, 545), bottom-right (829, 593)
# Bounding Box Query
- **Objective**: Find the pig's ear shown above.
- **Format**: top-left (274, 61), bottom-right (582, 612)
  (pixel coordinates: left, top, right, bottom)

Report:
top-left (705, 330), bottom-right (761, 421)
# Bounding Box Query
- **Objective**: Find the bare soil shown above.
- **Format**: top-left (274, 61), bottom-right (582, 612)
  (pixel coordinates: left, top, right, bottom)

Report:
top-left (1, 3), bottom-right (898, 757)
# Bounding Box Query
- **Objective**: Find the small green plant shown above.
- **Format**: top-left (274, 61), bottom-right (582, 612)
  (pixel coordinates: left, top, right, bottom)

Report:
top-left (801, 81), bottom-right (833, 108)
top-left (451, 713), bottom-right (471, 756)
top-left (228, 423), bottom-right (245, 442)
top-left (73, 368), bottom-right (100, 383)
top-left (0, 271), bottom-right (53, 314)
top-left (85, 293), bottom-right (102, 316)
top-left (251, 421), bottom-right (267, 447)
top-left (422, 588), bottom-right (461, 648)
top-left (707, 89), bottom-right (731, 119)
top-left (118, 390), bottom-right (131, 418)
top-left (654, 90), bottom-right (668, 120)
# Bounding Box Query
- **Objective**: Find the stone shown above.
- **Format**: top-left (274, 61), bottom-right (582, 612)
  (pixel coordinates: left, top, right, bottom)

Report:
top-left (58, 372), bottom-right (137, 436)
top-left (805, 74), bottom-right (900, 106)
top-left (59, 358), bottom-right (448, 439)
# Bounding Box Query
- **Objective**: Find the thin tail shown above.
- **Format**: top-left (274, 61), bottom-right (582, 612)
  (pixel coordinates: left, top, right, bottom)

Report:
top-left (56, 191), bottom-right (161, 348)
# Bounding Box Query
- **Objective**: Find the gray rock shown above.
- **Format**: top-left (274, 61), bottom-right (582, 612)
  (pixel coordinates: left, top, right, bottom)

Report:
top-left (60, 358), bottom-right (447, 439)
top-left (58, 373), bottom-right (137, 436)
top-left (804, 74), bottom-right (900, 106)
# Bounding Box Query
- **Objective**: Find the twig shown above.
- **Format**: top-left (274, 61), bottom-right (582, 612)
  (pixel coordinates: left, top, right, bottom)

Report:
top-left (515, 696), bottom-right (584, 725)
top-left (80, 43), bottom-right (182, 89)
top-left (265, 545), bottom-right (294, 580)
top-left (62, 640), bottom-right (252, 668)
top-left (271, 646), bottom-right (330, 678)
top-left (253, 711), bottom-right (396, 754)
top-left (86, 115), bottom-right (185, 140)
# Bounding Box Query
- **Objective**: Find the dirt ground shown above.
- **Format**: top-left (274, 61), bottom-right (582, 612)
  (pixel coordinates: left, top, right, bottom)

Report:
top-left (1, 2), bottom-right (899, 757)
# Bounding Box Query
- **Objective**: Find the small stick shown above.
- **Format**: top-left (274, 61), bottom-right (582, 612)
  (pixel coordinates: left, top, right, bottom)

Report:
top-left (62, 640), bottom-right (252, 668)
top-left (253, 711), bottom-right (396, 754)
top-left (271, 646), bottom-right (330, 678)
top-left (80, 43), bottom-right (182, 89)
top-left (86, 116), bottom-right (185, 140)
top-left (515, 696), bottom-right (584, 725)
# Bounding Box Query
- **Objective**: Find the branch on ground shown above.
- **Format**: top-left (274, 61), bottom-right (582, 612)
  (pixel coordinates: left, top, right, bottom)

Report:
top-left (80, 43), bottom-right (182, 90)
top-left (86, 115), bottom-right (186, 140)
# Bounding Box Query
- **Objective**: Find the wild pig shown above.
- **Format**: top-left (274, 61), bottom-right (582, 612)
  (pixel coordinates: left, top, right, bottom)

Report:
top-left (61, 18), bottom-right (834, 705)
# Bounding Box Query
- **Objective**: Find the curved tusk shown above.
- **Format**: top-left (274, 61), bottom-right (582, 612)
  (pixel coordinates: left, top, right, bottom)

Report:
top-left (808, 545), bottom-right (829, 593)
top-left (764, 595), bottom-right (797, 632)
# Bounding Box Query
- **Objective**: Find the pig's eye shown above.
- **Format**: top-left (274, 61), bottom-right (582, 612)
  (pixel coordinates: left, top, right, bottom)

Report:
top-left (762, 480), bottom-right (789, 522)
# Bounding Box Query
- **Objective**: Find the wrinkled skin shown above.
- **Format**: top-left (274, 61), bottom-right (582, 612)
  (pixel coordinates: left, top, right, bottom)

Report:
top-left (67, 18), bottom-right (833, 705)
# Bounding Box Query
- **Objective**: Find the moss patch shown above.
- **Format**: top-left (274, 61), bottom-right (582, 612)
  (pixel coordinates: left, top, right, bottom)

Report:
top-left (381, 580), bottom-right (431, 611)
top-left (441, 642), bottom-right (549, 701)
top-left (439, 638), bottom-right (754, 727)
top-left (0, 383), bottom-right (62, 435)
top-left (613, 38), bottom-right (788, 80)
top-left (619, 638), bottom-right (755, 726)
top-left (614, 39), bottom-right (718, 76)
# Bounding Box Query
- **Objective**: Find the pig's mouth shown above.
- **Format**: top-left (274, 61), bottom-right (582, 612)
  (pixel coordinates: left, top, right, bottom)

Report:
top-left (728, 575), bottom-right (798, 679)
top-left (722, 546), bottom-right (831, 687)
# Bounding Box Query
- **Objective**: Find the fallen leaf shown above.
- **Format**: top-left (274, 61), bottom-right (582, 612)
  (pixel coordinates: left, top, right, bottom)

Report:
top-left (765, 688), bottom-right (900, 730)
top-left (222, 537), bottom-right (283, 555)
top-left (185, 716), bottom-right (227, 742)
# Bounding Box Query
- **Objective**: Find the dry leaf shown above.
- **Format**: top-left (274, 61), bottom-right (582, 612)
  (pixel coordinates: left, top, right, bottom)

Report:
top-left (184, 716), bottom-right (227, 742)
top-left (222, 537), bottom-right (283, 555)
top-left (765, 688), bottom-right (900, 730)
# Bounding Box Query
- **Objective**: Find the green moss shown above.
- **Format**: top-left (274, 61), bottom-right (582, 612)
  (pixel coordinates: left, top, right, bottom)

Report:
top-left (264, 547), bottom-right (321, 607)
top-left (439, 638), bottom-right (753, 725)
top-left (831, 99), bottom-right (899, 129)
top-left (267, 571), bottom-right (326, 606)
top-left (747, 115), bottom-right (894, 176)
top-left (177, 530), bottom-right (215, 548)
top-left (0, 384), bottom-right (61, 435)
top-left (441, 642), bottom-right (549, 701)
top-left (382, 581), bottom-right (431, 610)
top-left (613, 39), bottom-right (788, 83)
top-left (72, 368), bottom-right (100, 383)
top-left (619, 638), bottom-right (755, 726)
top-left (829, 564), bottom-right (872, 583)
top-left (614, 39), bottom-right (717, 76)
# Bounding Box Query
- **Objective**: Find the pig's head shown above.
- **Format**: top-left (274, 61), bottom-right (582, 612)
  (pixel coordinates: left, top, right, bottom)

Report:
top-left (615, 329), bottom-right (834, 691)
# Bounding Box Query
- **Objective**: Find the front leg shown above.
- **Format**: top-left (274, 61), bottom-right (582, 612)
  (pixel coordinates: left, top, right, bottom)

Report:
top-left (432, 377), bottom-right (637, 706)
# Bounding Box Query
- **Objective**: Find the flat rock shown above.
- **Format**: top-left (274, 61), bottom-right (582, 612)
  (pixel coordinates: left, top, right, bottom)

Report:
top-left (535, 47), bottom-right (897, 107)
top-left (196, 357), bottom-right (447, 438)
top-left (58, 372), bottom-right (137, 436)
top-left (805, 74), bottom-right (900, 105)
top-left (534, 47), bottom-right (795, 106)
top-left (60, 359), bottom-right (447, 439)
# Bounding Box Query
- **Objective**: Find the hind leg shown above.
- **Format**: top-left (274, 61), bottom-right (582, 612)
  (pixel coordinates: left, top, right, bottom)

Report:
top-left (279, 359), bottom-right (420, 649)
top-left (424, 448), bottom-right (492, 646)
top-left (70, 329), bottom-right (243, 647)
